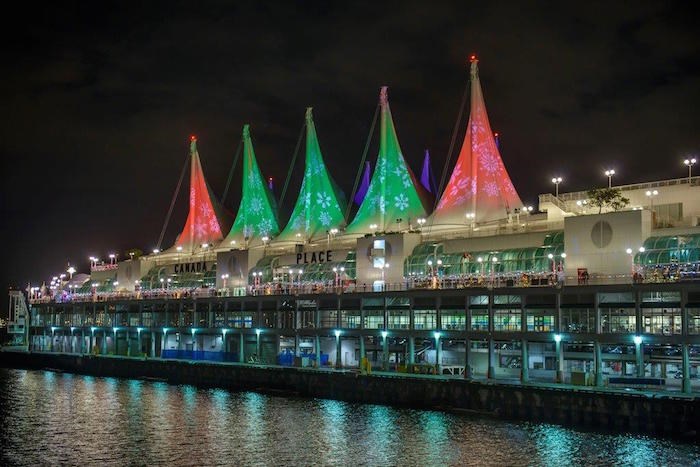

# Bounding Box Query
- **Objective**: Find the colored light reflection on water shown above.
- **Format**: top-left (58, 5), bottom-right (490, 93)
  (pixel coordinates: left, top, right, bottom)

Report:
top-left (0, 368), bottom-right (698, 466)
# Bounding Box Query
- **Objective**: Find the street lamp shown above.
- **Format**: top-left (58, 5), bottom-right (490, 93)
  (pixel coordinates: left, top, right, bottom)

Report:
top-left (684, 157), bottom-right (697, 182)
top-left (465, 212), bottom-right (475, 231)
top-left (417, 218), bottom-right (426, 231)
top-left (67, 265), bottom-right (76, 279)
top-left (551, 177), bottom-right (562, 198)
top-left (221, 274), bottom-right (229, 288)
top-left (369, 223), bottom-right (378, 235)
top-left (604, 169), bottom-right (615, 188)
top-left (645, 190), bottom-right (658, 211)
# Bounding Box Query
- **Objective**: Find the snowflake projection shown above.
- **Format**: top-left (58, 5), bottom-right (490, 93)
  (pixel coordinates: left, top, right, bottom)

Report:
top-left (393, 165), bottom-right (404, 178)
top-left (317, 192), bottom-right (331, 209)
top-left (319, 211), bottom-right (332, 226)
top-left (303, 191), bottom-right (311, 208)
top-left (378, 194), bottom-right (386, 214)
top-left (483, 181), bottom-right (500, 197)
top-left (401, 171), bottom-right (412, 188)
top-left (394, 193), bottom-right (409, 211)
top-left (247, 170), bottom-right (257, 186)
top-left (480, 151), bottom-right (500, 174)
top-left (258, 218), bottom-right (273, 236)
top-left (250, 196), bottom-right (264, 214)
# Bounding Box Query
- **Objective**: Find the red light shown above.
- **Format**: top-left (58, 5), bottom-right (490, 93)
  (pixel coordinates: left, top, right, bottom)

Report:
top-left (494, 132), bottom-right (499, 137)
top-left (470, 54), bottom-right (477, 62)
top-left (190, 135), bottom-right (197, 141)
top-left (268, 177), bottom-right (273, 181)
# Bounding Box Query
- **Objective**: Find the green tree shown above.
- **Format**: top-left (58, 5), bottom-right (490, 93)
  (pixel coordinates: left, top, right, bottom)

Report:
top-left (586, 188), bottom-right (630, 214)
top-left (125, 248), bottom-right (143, 260)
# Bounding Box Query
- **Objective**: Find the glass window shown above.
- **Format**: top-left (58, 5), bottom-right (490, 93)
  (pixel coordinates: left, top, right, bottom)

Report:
top-left (470, 312), bottom-right (489, 331)
top-left (414, 309), bottom-right (436, 330)
top-left (388, 310), bottom-right (409, 330)
top-left (526, 310), bottom-right (555, 332)
top-left (441, 310), bottom-right (465, 331)
top-left (688, 308), bottom-right (700, 335)
top-left (642, 308), bottom-right (681, 335)
top-left (600, 308), bottom-right (635, 333)
top-left (364, 311), bottom-right (384, 329)
top-left (494, 309), bottom-right (521, 331)
top-left (561, 308), bottom-right (594, 333)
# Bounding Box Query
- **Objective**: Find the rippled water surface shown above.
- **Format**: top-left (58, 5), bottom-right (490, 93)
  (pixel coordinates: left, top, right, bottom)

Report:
top-left (0, 368), bottom-right (699, 466)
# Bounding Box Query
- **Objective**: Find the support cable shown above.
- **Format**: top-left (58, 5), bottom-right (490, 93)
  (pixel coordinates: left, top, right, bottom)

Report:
top-left (344, 103), bottom-right (380, 225)
top-left (221, 139), bottom-right (243, 204)
top-left (279, 122), bottom-right (306, 209)
top-left (425, 76), bottom-right (471, 235)
top-left (156, 153), bottom-right (189, 250)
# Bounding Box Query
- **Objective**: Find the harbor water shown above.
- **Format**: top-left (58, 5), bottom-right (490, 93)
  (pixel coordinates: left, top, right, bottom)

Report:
top-left (0, 368), bottom-right (698, 466)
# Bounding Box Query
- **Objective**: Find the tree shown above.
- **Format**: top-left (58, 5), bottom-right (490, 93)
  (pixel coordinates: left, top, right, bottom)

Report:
top-left (586, 188), bottom-right (630, 214)
top-left (125, 248), bottom-right (143, 260)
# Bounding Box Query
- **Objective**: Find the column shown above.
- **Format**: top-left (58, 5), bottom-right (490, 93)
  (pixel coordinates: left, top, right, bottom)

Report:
top-left (408, 336), bottom-right (415, 365)
top-left (127, 330), bottom-right (132, 356)
top-left (162, 331), bottom-right (167, 358)
top-left (521, 339), bottom-right (529, 383)
top-left (335, 335), bottom-right (342, 369)
top-left (137, 331), bottom-right (142, 357)
top-left (682, 343), bottom-right (691, 394)
top-left (487, 337), bottom-right (496, 379)
top-left (151, 331), bottom-right (156, 357)
top-left (382, 335), bottom-right (389, 371)
top-left (102, 330), bottom-right (108, 355)
top-left (636, 341), bottom-right (644, 377)
top-left (555, 338), bottom-right (564, 383)
top-left (294, 334), bottom-right (300, 357)
top-left (359, 335), bottom-right (366, 373)
top-left (435, 335), bottom-right (441, 375)
top-left (239, 331), bottom-right (245, 363)
top-left (315, 335), bottom-right (321, 368)
top-left (594, 341), bottom-right (603, 387)
top-left (464, 338), bottom-right (471, 379)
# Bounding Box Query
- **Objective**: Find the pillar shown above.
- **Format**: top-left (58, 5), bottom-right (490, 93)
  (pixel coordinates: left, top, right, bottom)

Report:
top-left (151, 331), bottom-right (156, 357)
top-left (137, 331), bottom-right (142, 357)
top-left (162, 331), bottom-right (167, 358)
top-left (555, 339), bottom-right (564, 383)
top-left (464, 338), bottom-right (471, 379)
top-left (294, 334), bottom-right (300, 357)
top-left (487, 337), bottom-right (496, 379)
top-left (102, 330), bottom-right (108, 355)
top-left (239, 331), bottom-right (245, 363)
top-left (359, 335), bottom-right (366, 371)
top-left (521, 339), bottom-right (529, 383)
top-left (635, 342), bottom-right (644, 377)
top-left (382, 335), bottom-right (389, 371)
top-left (682, 343), bottom-right (691, 394)
top-left (315, 335), bottom-right (321, 368)
top-left (594, 341), bottom-right (603, 387)
top-left (335, 335), bottom-right (342, 369)
top-left (408, 336), bottom-right (415, 365)
top-left (435, 336), bottom-right (441, 375)
top-left (127, 330), bottom-right (132, 356)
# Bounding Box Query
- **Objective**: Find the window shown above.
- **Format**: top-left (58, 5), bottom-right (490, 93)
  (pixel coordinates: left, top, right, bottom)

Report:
top-left (526, 310), bottom-right (555, 332)
top-left (471, 312), bottom-right (489, 331)
top-left (642, 308), bottom-right (681, 335)
top-left (494, 309), bottom-right (521, 331)
top-left (388, 310), bottom-right (409, 329)
top-left (364, 311), bottom-right (384, 329)
top-left (414, 309), bottom-right (436, 330)
top-left (561, 308), bottom-right (594, 333)
top-left (600, 308), bottom-right (635, 333)
top-left (441, 310), bottom-right (465, 330)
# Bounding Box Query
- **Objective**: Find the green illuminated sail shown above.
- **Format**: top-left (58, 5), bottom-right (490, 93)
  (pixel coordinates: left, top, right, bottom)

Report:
top-left (346, 86), bottom-right (429, 234)
top-left (276, 108), bottom-right (347, 242)
top-left (223, 124), bottom-right (279, 247)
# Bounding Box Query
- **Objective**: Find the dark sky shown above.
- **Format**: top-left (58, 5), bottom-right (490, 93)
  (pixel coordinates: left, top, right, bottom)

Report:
top-left (2, 1), bottom-right (699, 294)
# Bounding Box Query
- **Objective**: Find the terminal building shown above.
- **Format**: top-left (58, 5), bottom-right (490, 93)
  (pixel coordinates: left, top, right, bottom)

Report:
top-left (17, 58), bottom-right (700, 392)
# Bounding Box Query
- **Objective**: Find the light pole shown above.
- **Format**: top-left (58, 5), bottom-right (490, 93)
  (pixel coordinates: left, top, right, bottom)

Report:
top-left (551, 177), bottom-right (562, 198)
top-left (684, 157), bottom-right (696, 183)
top-left (221, 274), bottom-right (229, 289)
top-left (417, 218), bottom-right (426, 231)
top-left (369, 223), bottom-right (378, 235)
top-left (523, 206), bottom-right (533, 229)
top-left (604, 169), bottom-right (615, 188)
top-left (67, 265), bottom-right (76, 279)
top-left (645, 189), bottom-right (658, 212)
top-left (465, 212), bottom-right (475, 232)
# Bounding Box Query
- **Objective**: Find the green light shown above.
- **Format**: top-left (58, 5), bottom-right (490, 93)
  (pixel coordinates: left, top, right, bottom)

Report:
top-left (554, 334), bottom-right (562, 343)
top-left (433, 331), bottom-right (441, 340)
top-left (334, 330), bottom-right (341, 338)
top-left (633, 335), bottom-right (642, 345)
top-left (255, 328), bottom-right (261, 336)
top-left (381, 330), bottom-right (388, 339)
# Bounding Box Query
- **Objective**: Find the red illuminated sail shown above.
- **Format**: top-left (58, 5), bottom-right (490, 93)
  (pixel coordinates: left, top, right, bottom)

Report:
top-left (432, 57), bottom-right (522, 225)
top-left (172, 137), bottom-right (227, 252)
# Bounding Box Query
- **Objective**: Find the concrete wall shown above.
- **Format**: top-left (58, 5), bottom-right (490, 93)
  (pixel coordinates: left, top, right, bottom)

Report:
top-left (2, 351), bottom-right (698, 441)
top-left (564, 210), bottom-right (652, 276)
top-left (355, 233), bottom-right (422, 287)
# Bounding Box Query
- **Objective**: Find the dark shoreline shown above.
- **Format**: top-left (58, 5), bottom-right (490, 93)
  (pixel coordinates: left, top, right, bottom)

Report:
top-left (2, 350), bottom-right (698, 442)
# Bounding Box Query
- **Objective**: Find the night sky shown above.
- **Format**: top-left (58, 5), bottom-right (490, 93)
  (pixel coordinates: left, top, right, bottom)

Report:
top-left (2, 1), bottom-right (699, 296)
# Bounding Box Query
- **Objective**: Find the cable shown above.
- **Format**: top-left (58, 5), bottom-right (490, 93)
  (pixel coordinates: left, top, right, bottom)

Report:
top-left (280, 122), bottom-right (306, 209)
top-left (221, 139), bottom-right (243, 204)
top-left (156, 152), bottom-right (189, 250)
top-left (345, 103), bottom-right (380, 224)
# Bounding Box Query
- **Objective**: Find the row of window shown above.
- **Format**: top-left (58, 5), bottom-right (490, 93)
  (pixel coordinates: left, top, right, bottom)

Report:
top-left (31, 307), bottom-right (700, 335)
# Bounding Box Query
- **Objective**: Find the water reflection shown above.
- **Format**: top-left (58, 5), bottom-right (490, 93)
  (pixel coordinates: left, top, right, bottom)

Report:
top-left (0, 368), bottom-right (698, 466)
